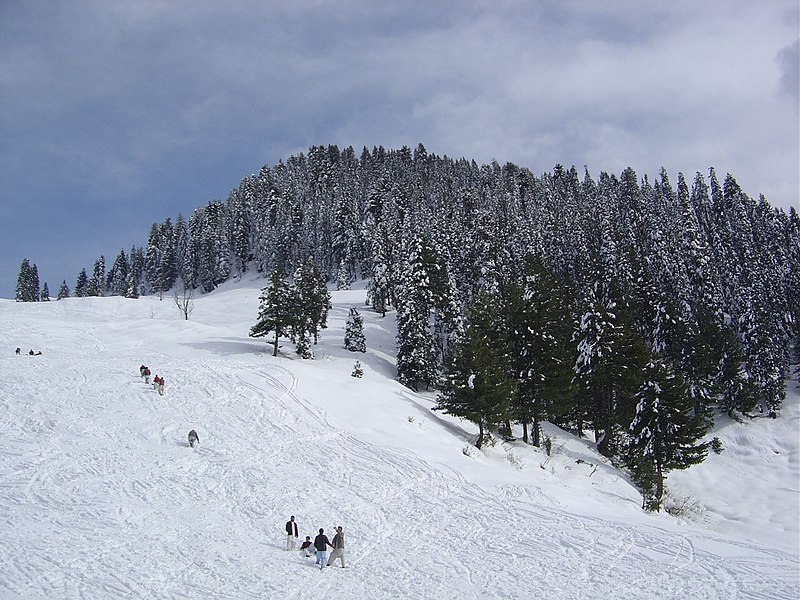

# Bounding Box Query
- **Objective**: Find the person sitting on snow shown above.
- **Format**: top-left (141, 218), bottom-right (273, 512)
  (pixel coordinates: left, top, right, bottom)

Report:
top-left (299, 536), bottom-right (315, 558)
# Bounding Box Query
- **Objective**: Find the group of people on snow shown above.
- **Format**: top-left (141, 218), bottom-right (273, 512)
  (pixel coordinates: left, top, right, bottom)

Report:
top-left (139, 364), bottom-right (197, 446)
top-left (15, 347), bottom-right (42, 355)
top-left (286, 515), bottom-right (346, 570)
top-left (139, 364), bottom-right (165, 395)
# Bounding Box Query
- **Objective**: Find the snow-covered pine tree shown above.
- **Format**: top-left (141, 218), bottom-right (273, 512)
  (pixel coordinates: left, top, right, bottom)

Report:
top-left (506, 256), bottom-right (575, 446)
top-left (228, 181), bottom-right (252, 276)
top-left (86, 256), bottom-right (105, 297)
top-left (395, 240), bottom-right (438, 391)
top-left (335, 259), bottom-right (351, 291)
top-left (572, 284), bottom-right (647, 457)
top-left (249, 267), bottom-right (297, 357)
top-left (625, 358), bottom-right (709, 510)
top-left (144, 223), bottom-right (163, 295)
top-left (57, 280), bottom-right (70, 300)
top-left (158, 218), bottom-right (177, 293)
top-left (15, 258), bottom-right (39, 302)
top-left (107, 249), bottom-right (129, 297)
top-left (344, 307), bottom-right (367, 352)
top-left (351, 360), bottom-right (364, 378)
top-left (125, 272), bottom-right (140, 299)
top-left (74, 268), bottom-right (89, 297)
top-left (129, 245), bottom-right (145, 294)
top-left (190, 201), bottom-right (231, 293)
top-left (436, 288), bottom-right (514, 449)
top-left (293, 260), bottom-right (331, 346)
top-left (173, 214), bottom-right (190, 286)
top-left (40, 282), bottom-right (50, 301)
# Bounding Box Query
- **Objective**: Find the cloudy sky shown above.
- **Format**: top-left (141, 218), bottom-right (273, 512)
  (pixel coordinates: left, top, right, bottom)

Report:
top-left (1, 0), bottom-right (797, 299)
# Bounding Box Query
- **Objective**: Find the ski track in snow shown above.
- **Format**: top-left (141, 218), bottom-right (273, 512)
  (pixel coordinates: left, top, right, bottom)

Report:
top-left (0, 293), bottom-right (797, 600)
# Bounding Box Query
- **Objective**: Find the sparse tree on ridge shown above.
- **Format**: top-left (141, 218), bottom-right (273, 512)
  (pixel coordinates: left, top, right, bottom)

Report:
top-left (15, 258), bottom-right (39, 302)
top-left (40, 282), bottom-right (50, 302)
top-left (57, 280), bottom-right (70, 300)
top-left (74, 269), bottom-right (89, 297)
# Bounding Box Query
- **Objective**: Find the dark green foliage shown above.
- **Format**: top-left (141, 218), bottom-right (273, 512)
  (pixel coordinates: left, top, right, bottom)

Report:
top-left (572, 286), bottom-right (649, 456)
top-left (293, 260), bottom-right (331, 348)
top-left (15, 258), bottom-right (39, 302)
top-left (436, 289), bottom-right (515, 449)
top-left (625, 359), bottom-right (709, 510)
top-left (57, 280), bottom-right (70, 300)
top-left (33, 145), bottom-right (793, 491)
top-left (506, 256), bottom-right (576, 446)
top-left (74, 269), bottom-right (89, 297)
top-left (250, 267), bottom-right (297, 357)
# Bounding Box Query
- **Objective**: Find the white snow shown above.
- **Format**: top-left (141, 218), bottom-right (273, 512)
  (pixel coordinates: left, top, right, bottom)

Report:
top-left (1, 276), bottom-right (798, 599)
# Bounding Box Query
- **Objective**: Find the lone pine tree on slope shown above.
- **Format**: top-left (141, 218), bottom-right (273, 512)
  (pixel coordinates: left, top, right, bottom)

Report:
top-left (250, 267), bottom-right (297, 357)
top-left (344, 307), bottom-right (367, 352)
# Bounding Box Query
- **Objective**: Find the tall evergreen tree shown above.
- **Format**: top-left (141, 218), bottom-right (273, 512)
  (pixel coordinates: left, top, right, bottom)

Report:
top-left (344, 307), bottom-right (367, 352)
top-left (57, 280), bottom-right (70, 300)
top-left (74, 269), bottom-right (89, 297)
top-left (436, 289), bottom-right (514, 449)
top-left (506, 257), bottom-right (575, 446)
top-left (293, 260), bottom-right (331, 346)
top-left (625, 359), bottom-right (709, 510)
top-left (15, 258), bottom-right (39, 302)
top-left (40, 282), bottom-right (50, 302)
top-left (572, 285), bottom-right (647, 456)
top-left (250, 268), bottom-right (297, 357)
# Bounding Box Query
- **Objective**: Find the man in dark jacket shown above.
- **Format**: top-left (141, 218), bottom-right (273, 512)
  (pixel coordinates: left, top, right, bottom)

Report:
top-left (313, 528), bottom-right (333, 570)
top-left (285, 515), bottom-right (299, 551)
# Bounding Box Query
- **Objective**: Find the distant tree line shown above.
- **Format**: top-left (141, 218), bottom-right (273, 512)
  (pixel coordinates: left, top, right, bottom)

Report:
top-left (15, 144), bottom-right (799, 506)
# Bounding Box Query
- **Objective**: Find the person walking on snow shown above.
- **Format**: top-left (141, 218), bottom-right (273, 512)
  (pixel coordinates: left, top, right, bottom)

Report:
top-left (143, 367), bottom-right (151, 385)
top-left (157, 376), bottom-right (165, 396)
top-left (313, 528), bottom-right (333, 570)
top-left (327, 526), bottom-right (345, 568)
top-left (285, 516), bottom-right (299, 550)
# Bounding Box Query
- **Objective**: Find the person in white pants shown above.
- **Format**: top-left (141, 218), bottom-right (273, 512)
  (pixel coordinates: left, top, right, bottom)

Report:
top-left (327, 526), bottom-right (345, 568)
top-left (285, 515), bottom-right (298, 550)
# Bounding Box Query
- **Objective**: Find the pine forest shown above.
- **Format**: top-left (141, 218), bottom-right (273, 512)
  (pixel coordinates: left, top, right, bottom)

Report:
top-left (15, 144), bottom-right (799, 508)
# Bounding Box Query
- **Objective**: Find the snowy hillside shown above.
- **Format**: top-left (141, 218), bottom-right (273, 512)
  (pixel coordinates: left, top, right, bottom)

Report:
top-left (1, 278), bottom-right (798, 599)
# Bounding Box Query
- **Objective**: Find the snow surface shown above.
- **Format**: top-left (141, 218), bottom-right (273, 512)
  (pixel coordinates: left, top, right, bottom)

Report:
top-left (1, 276), bottom-right (798, 599)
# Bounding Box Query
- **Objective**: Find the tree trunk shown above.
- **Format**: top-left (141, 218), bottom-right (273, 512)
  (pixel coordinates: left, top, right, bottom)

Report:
top-left (655, 463), bottom-right (664, 502)
top-left (272, 331), bottom-right (279, 357)
top-left (476, 421), bottom-right (484, 449)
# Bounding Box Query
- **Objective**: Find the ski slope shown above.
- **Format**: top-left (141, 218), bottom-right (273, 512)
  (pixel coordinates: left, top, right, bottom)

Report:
top-left (1, 278), bottom-right (798, 599)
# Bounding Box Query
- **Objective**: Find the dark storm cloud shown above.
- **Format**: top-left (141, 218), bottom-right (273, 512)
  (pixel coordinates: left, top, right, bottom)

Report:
top-left (0, 0), bottom-right (797, 298)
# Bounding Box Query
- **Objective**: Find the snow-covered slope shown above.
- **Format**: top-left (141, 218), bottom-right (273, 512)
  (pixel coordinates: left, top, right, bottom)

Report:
top-left (1, 278), bottom-right (797, 599)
